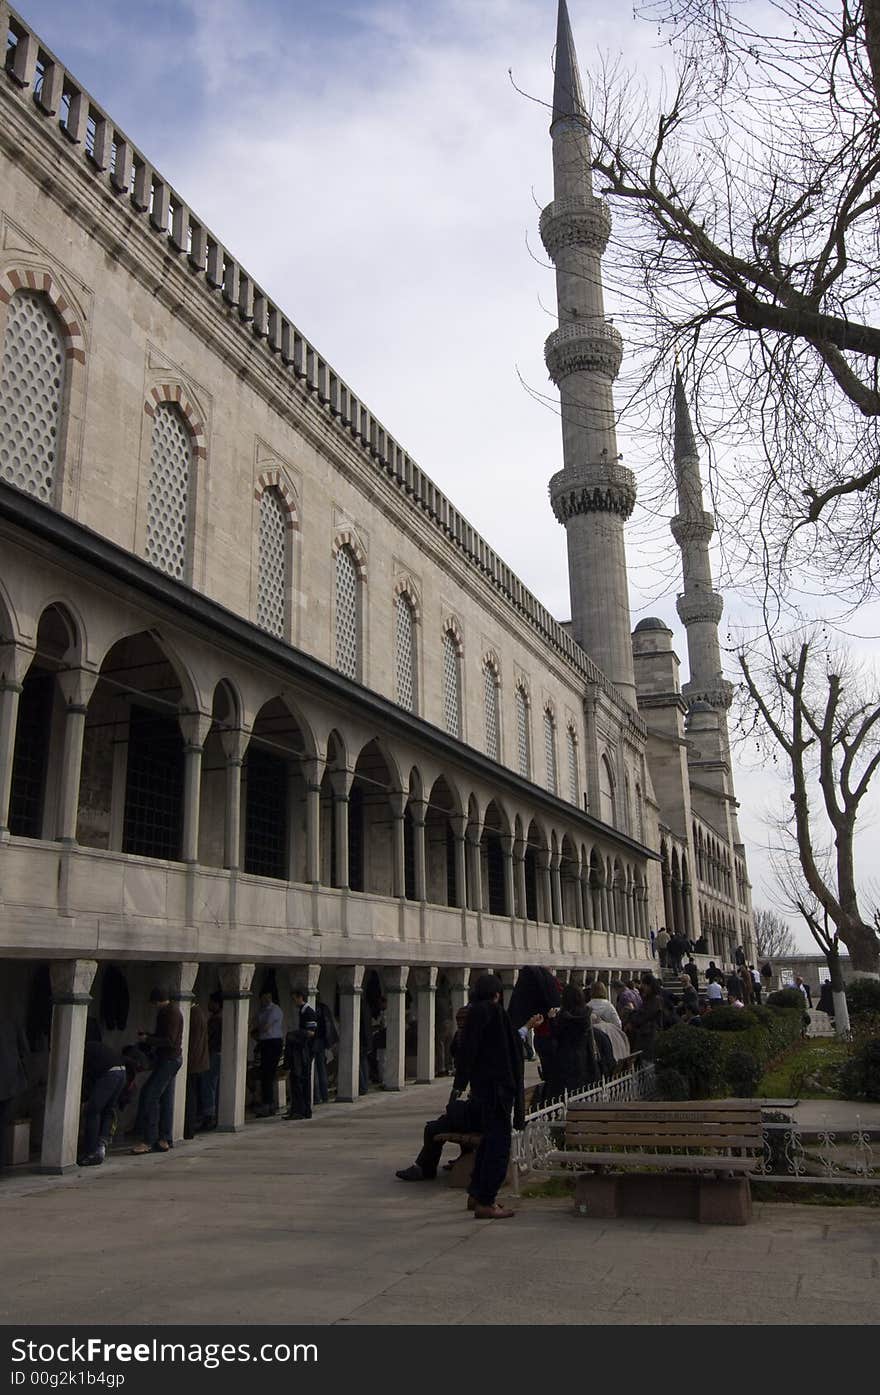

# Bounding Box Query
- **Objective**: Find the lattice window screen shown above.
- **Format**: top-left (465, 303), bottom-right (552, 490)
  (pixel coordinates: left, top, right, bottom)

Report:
top-left (515, 688), bottom-right (530, 778)
top-left (145, 404), bottom-right (191, 579)
top-left (0, 291), bottom-right (65, 502)
top-left (335, 545), bottom-right (359, 679)
top-left (442, 631), bottom-right (461, 738)
top-left (256, 488), bottom-right (287, 638)
top-left (544, 710), bottom-right (558, 795)
top-left (484, 664), bottom-right (499, 761)
top-left (567, 727), bottom-right (578, 805)
top-left (395, 595), bottom-right (416, 711)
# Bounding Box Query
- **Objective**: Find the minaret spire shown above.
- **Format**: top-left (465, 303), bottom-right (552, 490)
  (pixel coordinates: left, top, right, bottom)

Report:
top-left (670, 371), bottom-right (732, 727)
top-left (542, 0), bottom-right (637, 706)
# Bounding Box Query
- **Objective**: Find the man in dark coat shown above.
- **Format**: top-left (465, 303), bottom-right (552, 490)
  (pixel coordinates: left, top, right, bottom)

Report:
top-left (80, 1040), bottom-right (128, 1165)
top-left (284, 987), bottom-right (318, 1120)
top-left (0, 1020), bottom-right (29, 1168)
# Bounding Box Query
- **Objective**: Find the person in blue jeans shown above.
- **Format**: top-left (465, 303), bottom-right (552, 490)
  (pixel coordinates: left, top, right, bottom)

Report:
top-left (131, 986), bottom-right (183, 1154)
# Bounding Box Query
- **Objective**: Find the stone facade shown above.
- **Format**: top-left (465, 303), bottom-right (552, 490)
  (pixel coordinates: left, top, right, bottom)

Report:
top-left (0, 0), bottom-right (752, 1170)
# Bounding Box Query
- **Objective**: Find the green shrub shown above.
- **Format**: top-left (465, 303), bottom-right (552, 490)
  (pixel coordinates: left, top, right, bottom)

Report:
top-left (768, 988), bottom-right (806, 1010)
top-left (654, 1068), bottom-right (690, 1100)
top-left (655, 1025), bottom-right (724, 1098)
top-left (723, 1048), bottom-right (762, 1097)
top-left (844, 979), bottom-right (880, 1018)
top-left (702, 1006), bottom-right (759, 1032)
top-left (841, 1040), bottom-right (880, 1102)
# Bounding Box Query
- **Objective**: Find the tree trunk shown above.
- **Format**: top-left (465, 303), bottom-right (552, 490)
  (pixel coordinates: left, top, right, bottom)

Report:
top-left (825, 943), bottom-right (851, 1038)
top-left (838, 921), bottom-right (880, 976)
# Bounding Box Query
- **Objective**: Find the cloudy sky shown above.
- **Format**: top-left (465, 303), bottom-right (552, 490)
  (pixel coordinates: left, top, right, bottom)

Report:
top-left (17, 0), bottom-right (880, 949)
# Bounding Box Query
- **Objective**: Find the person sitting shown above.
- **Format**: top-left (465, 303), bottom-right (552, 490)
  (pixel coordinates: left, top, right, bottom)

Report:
top-left (678, 973), bottom-right (700, 1018)
top-left (588, 981), bottom-right (622, 1030)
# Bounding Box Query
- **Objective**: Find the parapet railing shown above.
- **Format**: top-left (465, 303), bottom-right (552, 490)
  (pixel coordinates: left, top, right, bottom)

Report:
top-left (0, 5), bottom-right (641, 726)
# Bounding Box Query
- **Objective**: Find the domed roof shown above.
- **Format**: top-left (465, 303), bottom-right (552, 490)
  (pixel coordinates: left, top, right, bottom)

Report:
top-left (634, 617), bottom-right (670, 632)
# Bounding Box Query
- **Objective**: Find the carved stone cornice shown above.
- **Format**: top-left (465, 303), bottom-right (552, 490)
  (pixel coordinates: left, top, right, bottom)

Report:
top-left (676, 590), bottom-right (724, 627)
top-left (683, 680), bottom-right (735, 711)
top-left (549, 462), bottom-right (637, 522)
top-left (670, 511), bottom-right (714, 549)
top-left (539, 195), bottom-right (611, 258)
top-left (544, 321), bottom-right (623, 384)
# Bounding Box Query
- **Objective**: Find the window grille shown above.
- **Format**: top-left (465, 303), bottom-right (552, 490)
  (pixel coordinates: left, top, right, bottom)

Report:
top-left (256, 488), bottom-right (287, 638)
top-left (8, 669), bottom-right (54, 837)
top-left (484, 663), bottom-right (499, 761)
top-left (0, 291), bottom-right (65, 502)
top-left (244, 748), bottom-right (287, 879)
top-left (335, 545), bottom-right (359, 679)
top-left (442, 631), bottom-right (461, 738)
top-left (544, 710), bottom-right (557, 795)
top-left (515, 687), bottom-right (530, 778)
top-left (567, 727), bottom-right (578, 805)
top-left (395, 595), bottom-right (415, 711)
top-left (122, 706), bottom-right (183, 860)
top-left (145, 403), bottom-right (191, 579)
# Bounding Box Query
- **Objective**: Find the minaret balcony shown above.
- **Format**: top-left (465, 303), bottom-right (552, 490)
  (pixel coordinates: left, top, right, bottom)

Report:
top-left (539, 194), bottom-right (611, 258)
top-left (683, 678), bottom-right (735, 711)
top-left (676, 590), bottom-right (724, 626)
top-left (549, 461), bottom-right (636, 522)
top-left (670, 511), bottom-right (715, 547)
top-left (545, 320), bottom-right (623, 384)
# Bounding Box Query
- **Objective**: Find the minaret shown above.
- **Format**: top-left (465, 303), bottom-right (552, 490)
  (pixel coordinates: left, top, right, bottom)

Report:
top-left (542, 0), bottom-right (637, 707)
top-left (669, 369), bottom-right (733, 735)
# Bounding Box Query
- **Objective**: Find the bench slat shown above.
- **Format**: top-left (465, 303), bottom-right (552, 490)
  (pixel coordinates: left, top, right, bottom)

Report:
top-left (546, 1150), bottom-right (757, 1172)
top-left (563, 1135), bottom-right (762, 1150)
top-left (564, 1120), bottom-right (762, 1134)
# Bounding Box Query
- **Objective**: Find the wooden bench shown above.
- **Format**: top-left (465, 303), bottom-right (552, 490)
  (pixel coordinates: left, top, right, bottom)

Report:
top-left (546, 1102), bottom-right (764, 1224)
top-left (435, 1083), bottom-right (545, 1188)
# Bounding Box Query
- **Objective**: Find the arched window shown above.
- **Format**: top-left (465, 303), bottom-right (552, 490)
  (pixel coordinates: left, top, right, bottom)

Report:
top-left (442, 629), bottom-right (461, 737)
top-left (599, 754), bottom-right (616, 827)
top-left (256, 487), bottom-right (288, 638)
top-left (566, 726), bottom-right (578, 805)
top-left (484, 660), bottom-right (500, 761)
top-left (335, 544), bottom-right (360, 679)
top-left (543, 708), bottom-right (557, 795)
top-left (395, 593), bottom-right (416, 712)
top-left (635, 781), bottom-right (644, 841)
top-left (624, 771), bottom-right (633, 834)
top-left (515, 685), bottom-right (530, 778)
top-left (0, 291), bottom-right (66, 503)
top-left (145, 403), bottom-right (192, 579)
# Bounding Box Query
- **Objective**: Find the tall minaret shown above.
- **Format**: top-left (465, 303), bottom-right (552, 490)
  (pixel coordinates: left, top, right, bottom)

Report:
top-left (670, 369), bottom-right (733, 747)
top-left (542, 0), bottom-right (637, 707)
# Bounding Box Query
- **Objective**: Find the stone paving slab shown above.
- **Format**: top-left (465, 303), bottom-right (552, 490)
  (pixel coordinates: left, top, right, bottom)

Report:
top-left (1, 1079), bottom-right (878, 1325)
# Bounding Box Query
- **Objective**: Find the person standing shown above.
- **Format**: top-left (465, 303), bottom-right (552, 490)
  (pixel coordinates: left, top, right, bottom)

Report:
top-left (201, 992), bottom-right (223, 1129)
top-left (80, 1041), bottom-right (127, 1165)
top-left (750, 966), bottom-right (762, 1005)
top-left (184, 998), bottom-right (210, 1139)
top-left (738, 964), bottom-right (753, 1005)
top-left (0, 1019), bottom-right (28, 1169)
top-left (284, 986), bottom-right (318, 1120)
top-left (451, 973), bottom-right (527, 1220)
top-left (131, 986), bottom-right (183, 1155)
top-left (252, 989), bottom-right (284, 1118)
top-left (761, 961), bottom-right (773, 994)
top-left (312, 1000), bottom-right (337, 1105)
top-left (684, 957), bottom-right (699, 990)
top-left (655, 927), bottom-right (670, 969)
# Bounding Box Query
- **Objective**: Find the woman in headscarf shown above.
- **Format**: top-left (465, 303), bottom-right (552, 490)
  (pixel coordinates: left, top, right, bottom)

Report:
top-left (542, 983), bottom-right (599, 1100)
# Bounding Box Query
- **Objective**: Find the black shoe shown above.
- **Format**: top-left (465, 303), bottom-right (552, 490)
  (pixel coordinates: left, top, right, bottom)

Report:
top-left (78, 1154), bottom-right (103, 1167)
top-left (284, 1112), bottom-right (307, 1120)
top-left (396, 1164), bottom-right (430, 1182)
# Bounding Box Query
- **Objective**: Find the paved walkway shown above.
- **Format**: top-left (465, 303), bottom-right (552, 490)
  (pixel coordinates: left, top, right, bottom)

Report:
top-left (1, 1081), bottom-right (878, 1326)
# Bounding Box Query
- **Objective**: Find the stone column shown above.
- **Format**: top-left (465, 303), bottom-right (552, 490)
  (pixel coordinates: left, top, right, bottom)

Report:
top-left (447, 967), bottom-right (469, 1018)
top-left (411, 966), bottom-right (437, 1083)
top-left (466, 826), bottom-right (483, 913)
top-left (662, 864), bottom-right (675, 933)
top-left (40, 959), bottom-right (97, 1172)
top-left (580, 869), bottom-right (592, 931)
top-left (538, 850), bottom-right (553, 924)
top-left (569, 967), bottom-right (586, 991)
top-left (500, 833), bottom-right (515, 918)
top-left (291, 963), bottom-right (322, 1007)
top-left (336, 965), bottom-right (364, 1102)
top-left (381, 965), bottom-right (409, 1091)
top-left (179, 712), bottom-right (212, 865)
top-left (219, 728), bottom-right (248, 871)
top-left (410, 799), bottom-right (427, 902)
top-left (217, 962), bottom-right (255, 1132)
top-left (389, 791), bottom-right (407, 899)
top-left (498, 966), bottom-right (517, 1010)
top-left (169, 961), bottom-right (199, 1144)
top-left (514, 838), bottom-right (527, 919)
top-left (550, 851), bottom-right (563, 926)
top-left (301, 756), bottom-right (324, 885)
top-left (450, 815), bottom-right (467, 910)
top-left (331, 769), bottom-right (354, 890)
top-left (0, 644), bottom-right (32, 837)
top-left (54, 669), bottom-right (98, 843)
top-left (673, 877), bottom-right (685, 937)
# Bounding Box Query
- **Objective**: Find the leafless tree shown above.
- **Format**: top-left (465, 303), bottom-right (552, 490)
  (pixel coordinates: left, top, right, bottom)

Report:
top-left (582, 0), bottom-right (880, 600)
top-left (738, 631), bottom-right (880, 975)
top-left (752, 907), bottom-right (795, 961)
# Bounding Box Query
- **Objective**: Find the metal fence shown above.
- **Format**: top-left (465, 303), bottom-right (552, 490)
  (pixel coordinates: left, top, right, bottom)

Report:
top-left (512, 1063), bottom-right (656, 1184)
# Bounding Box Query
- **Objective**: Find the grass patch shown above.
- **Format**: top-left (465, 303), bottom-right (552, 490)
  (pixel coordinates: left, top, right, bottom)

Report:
top-left (752, 1182), bottom-right (880, 1207)
top-left (758, 1037), bottom-right (850, 1099)
top-left (519, 1176), bottom-right (575, 1199)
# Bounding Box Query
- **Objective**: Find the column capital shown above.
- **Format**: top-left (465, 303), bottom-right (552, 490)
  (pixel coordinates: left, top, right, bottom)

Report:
top-left (290, 963), bottom-right (321, 998)
top-left (49, 958), bottom-right (97, 1001)
top-left (57, 667), bottom-right (99, 709)
top-left (167, 961), bottom-right (199, 998)
top-left (408, 798), bottom-right (427, 827)
top-left (445, 968), bottom-right (469, 993)
top-left (219, 726), bottom-right (250, 764)
top-left (410, 966), bottom-right (438, 992)
top-left (330, 768), bottom-right (354, 800)
top-left (337, 964), bottom-right (365, 995)
top-left (381, 965), bottom-right (410, 994)
top-left (0, 641), bottom-right (34, 689)
top-left (301, 753), bottom-right (326, 786)
top-left (218, 962), bottom-right (255, 997)
top-left (388, 789), bottom-right (407, 819)
top-left (179, 710), bottom-right (213, 748)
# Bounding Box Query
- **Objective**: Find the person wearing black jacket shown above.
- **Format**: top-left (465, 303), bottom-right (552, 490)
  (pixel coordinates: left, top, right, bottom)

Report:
top-left (80, 1041), bottom-right (128, 1165)
top-left (542, 984), bottom-right (598, 1100)
top-left (451, 973), bottom-right (527, 1220)
top-left (284, 988), bottom-right (318, 1120)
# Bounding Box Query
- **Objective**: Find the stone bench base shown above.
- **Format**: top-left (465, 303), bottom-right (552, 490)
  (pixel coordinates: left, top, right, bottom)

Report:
top-left (572, 1171), bottom-right (753, 1225)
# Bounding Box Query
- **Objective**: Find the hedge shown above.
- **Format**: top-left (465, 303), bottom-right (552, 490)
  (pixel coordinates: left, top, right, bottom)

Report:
top-left (654, 1006), bottom-right (805, 1099)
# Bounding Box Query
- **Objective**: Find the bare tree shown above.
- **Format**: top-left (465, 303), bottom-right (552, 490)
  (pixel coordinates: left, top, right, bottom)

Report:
top-left (768, 849), bottom-right (852, 1034)
top-left (582, 0), bottom-right (880, 598)
top-left (738, 632), bottom-right (880, 975)
top-left (752, 907), bottom-right (796, 961)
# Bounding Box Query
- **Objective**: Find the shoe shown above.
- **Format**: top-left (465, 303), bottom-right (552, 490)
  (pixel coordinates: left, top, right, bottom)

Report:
top-left (255, 1105), bottom-right (275, 1118)
top-left (96, 1142), bottom-right (107, 1162)
top-left (395, 1165), bottom-right (427, 1182)
top-left (78, 1154), bottom-right (103, 1167)
top-left (153, 1141), bottom-right (170, 1153)
top-left (130, 1143), bottom-right (151, 1155)
top-left (473, 1203), bottom-right (515, 1220)
top-left (284, 1112), bottom-right (307, 1121)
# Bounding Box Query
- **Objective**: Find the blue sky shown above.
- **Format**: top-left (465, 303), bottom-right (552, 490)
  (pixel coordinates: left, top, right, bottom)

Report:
top-left (11, 0), bottom-right (879, 945)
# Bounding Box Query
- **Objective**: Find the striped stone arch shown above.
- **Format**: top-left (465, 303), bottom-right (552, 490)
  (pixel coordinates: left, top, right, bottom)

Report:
top-left (543, 696), bottom-right (557, 720)
top-left (144, 384), bottom-right (207, 460)
top-left (255, 467), bottom-right (299, 531)
top-left (0, 268), bottom-right (86, 363)
top-left (393, 573), bottom-right (421, 619)
top-left (442, 613), bottom-right (464, 652)
top-left (515, 674), bottom-right (531, 705)
top-left (332, 528), bottom-right (367, 577)
top-left (481, 647), bottom-right (500, 678)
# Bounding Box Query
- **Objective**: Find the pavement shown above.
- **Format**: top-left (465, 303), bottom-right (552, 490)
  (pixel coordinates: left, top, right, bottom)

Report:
top-left (1, 1079), bottom-right (878, 1326)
